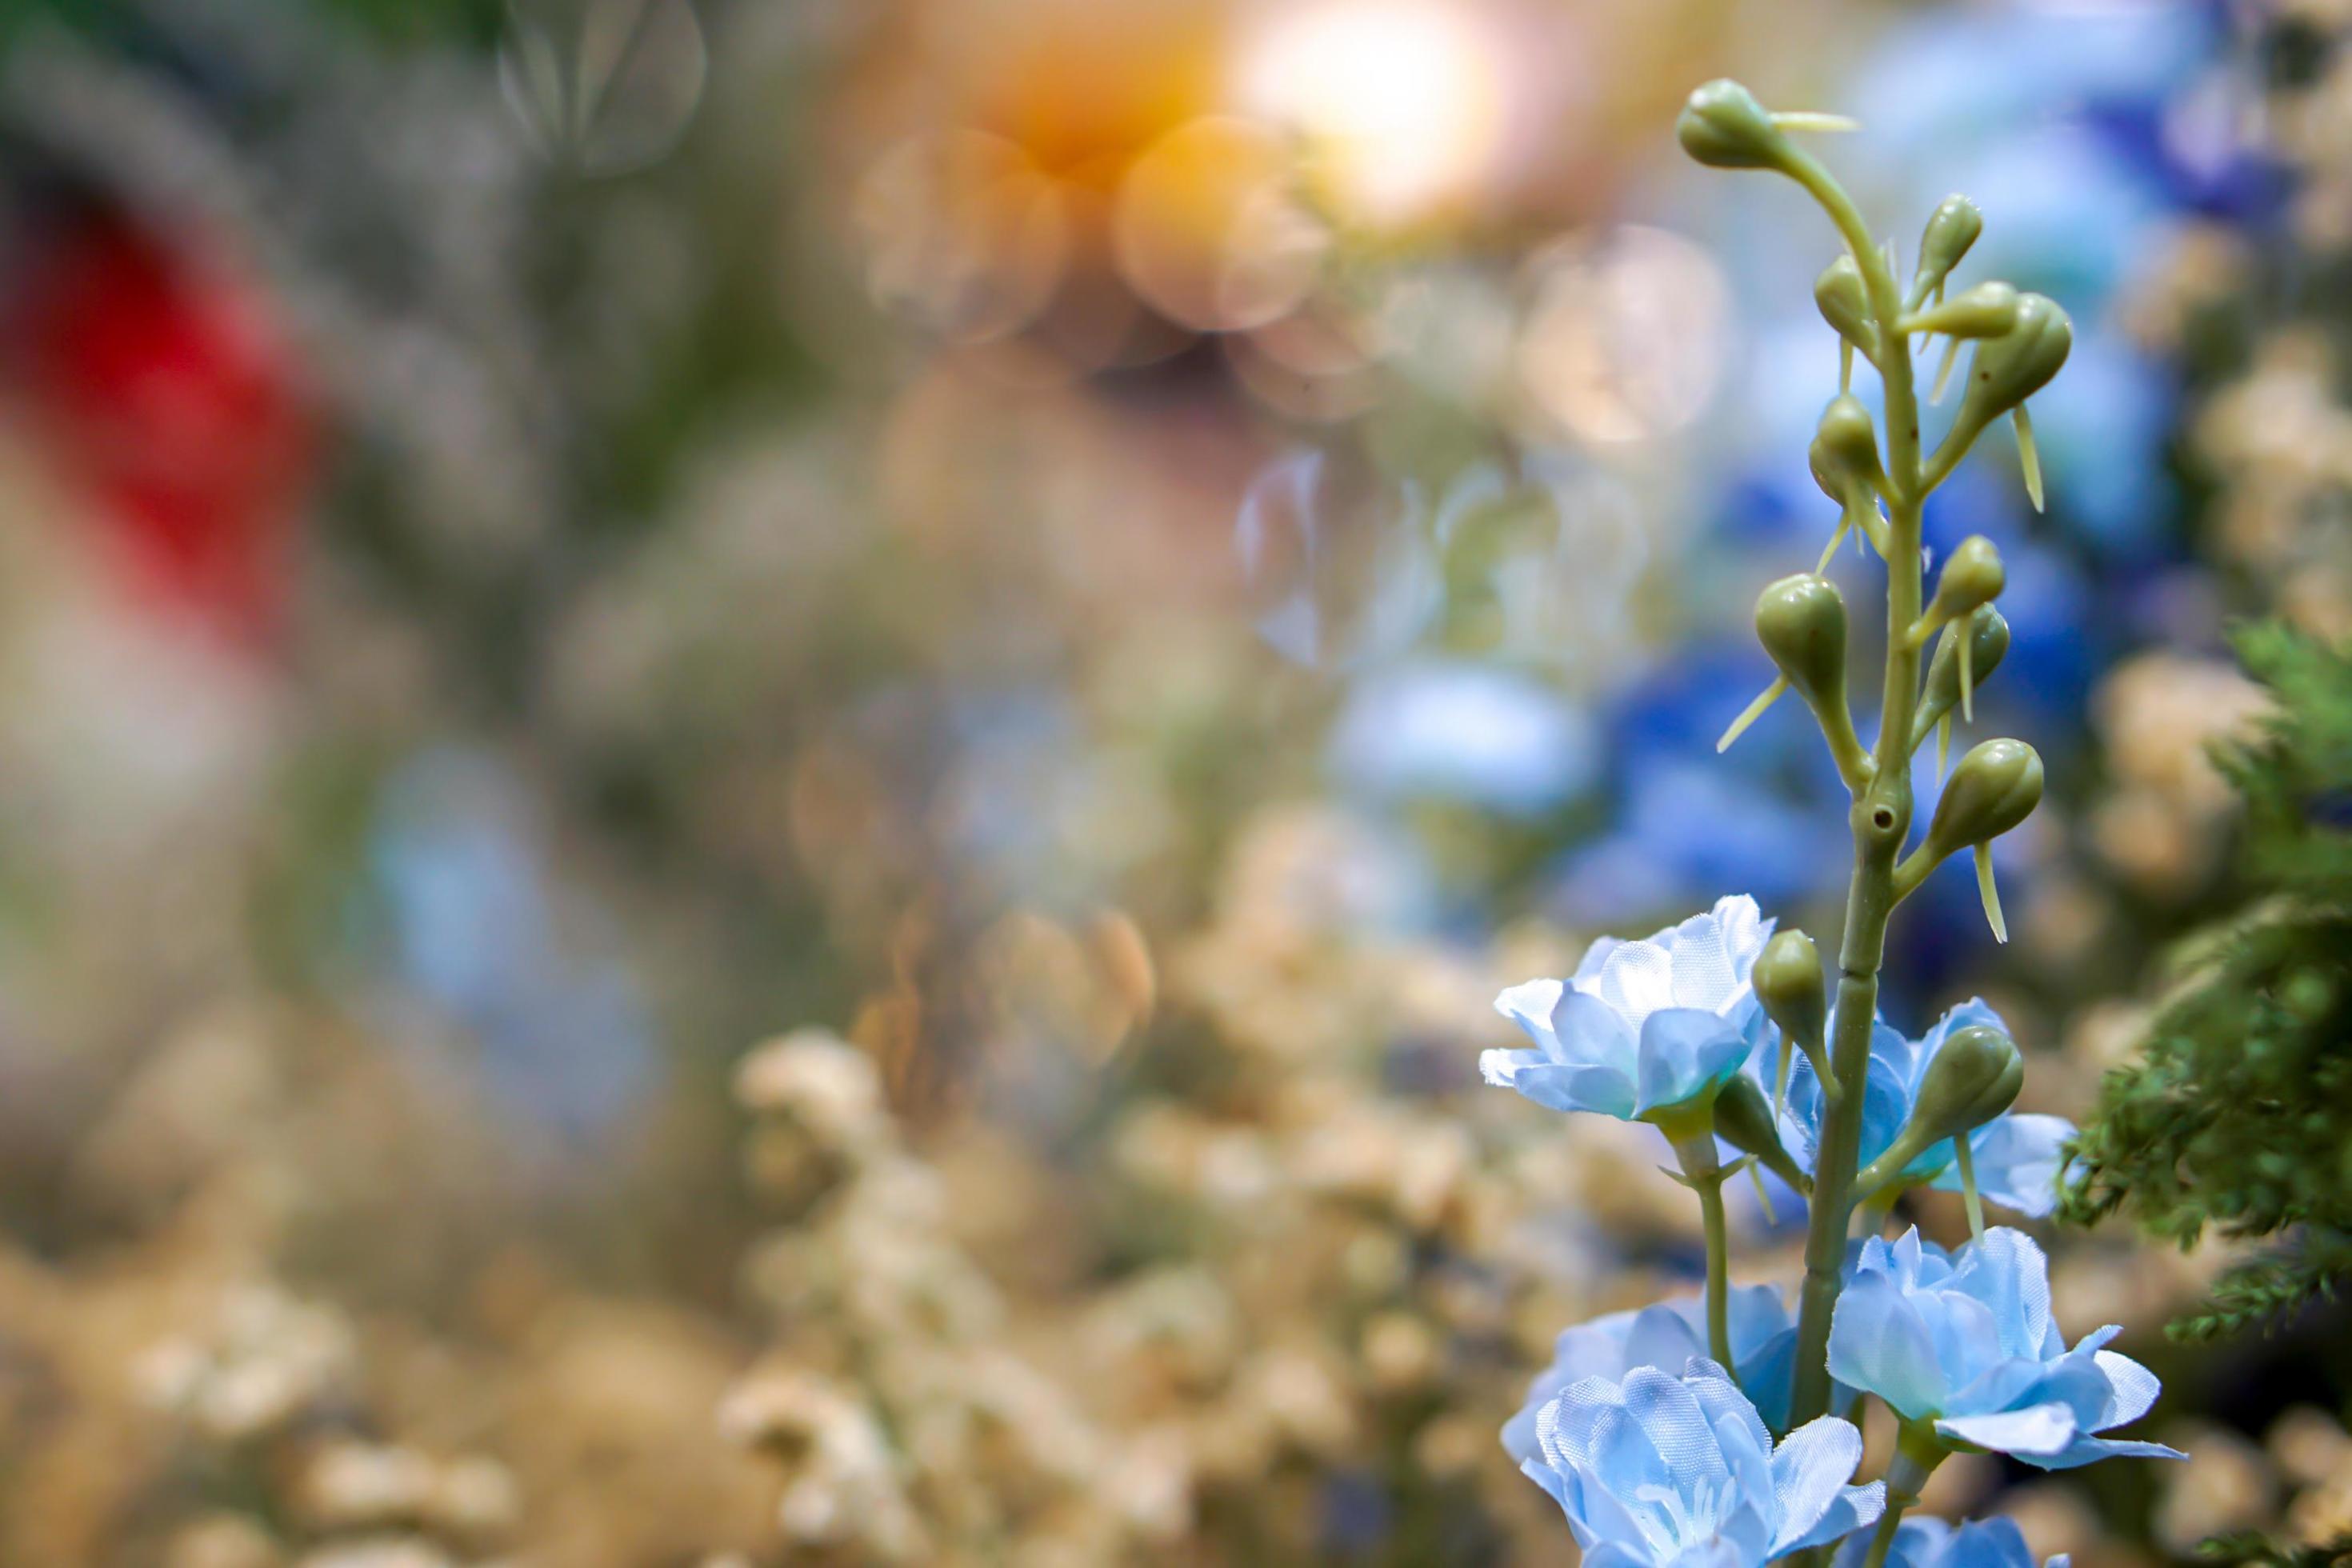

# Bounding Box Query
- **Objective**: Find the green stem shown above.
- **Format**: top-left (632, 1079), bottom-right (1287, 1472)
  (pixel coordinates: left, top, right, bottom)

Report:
top-left (1779, 148), bottom-right (1932, 1431)
top-left (1862, 1432), bottom-right (1946, 1568)
top-left (1674, 1134), bottom-right (1736, 1372)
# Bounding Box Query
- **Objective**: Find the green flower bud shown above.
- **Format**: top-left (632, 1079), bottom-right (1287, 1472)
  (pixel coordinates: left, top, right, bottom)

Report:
top-left (1752, 927), bottom-right (1830, 1113)
top-left (1712, 1073), bottom-right (1807, 1194)
top-left (1754, 573), bottom-right (1847, 714)
top-left (1906, 1025), bottom-right (2023, 1147)
top-left (1910, 606), bottom-right (2011, 750)
top-left (1953, 293), bottom-right (2072, 430)
top-left (1915, 194), bottom-right (1982, 294)
top-left (1918, 535), bottom-right (2005, 635)
top-left (1809, 394), bottom-right (1883, 497)
top-left (1814, 255), bottom-right (1876, 354)
top-left (1924, 738), bottom-right (2043, 857)
top-left (1906, 281), bottom-right (2019, 339)
top-left (1752, 929), bottom-right (1826, 1059)
top-left (1677, 79), bottom-right (1791, 170)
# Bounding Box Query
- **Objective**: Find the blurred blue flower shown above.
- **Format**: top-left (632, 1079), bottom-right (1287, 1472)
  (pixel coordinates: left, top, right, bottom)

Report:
top-left (1484, 896), bottom-right (1771, 1121)
top-left (1522, 1357), bottom-right (1885, 1567)
top-left (1503, 1286), bottom-right (1806, 1459)
top-left (369, 748), bottom-right (654, 1140)
top-left (1552, 644), bottom-right (1850, 924)
top-left (1774, 999), bottom-right (2073, 1218)
top-left (1838, 1516), bottom-right (2068, 1568)
top-left (1326, 659), bottom-right (1598, 819)
top-left (1827, 1227), bottom-right (2184, 1468)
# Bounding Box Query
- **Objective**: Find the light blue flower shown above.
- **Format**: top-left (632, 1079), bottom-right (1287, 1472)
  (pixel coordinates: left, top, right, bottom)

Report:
top-left (1504, 1287), bottom-right (1806, 1462)
top-left (1774, 1000), bottom-right (2074, 1217)
top-left (1326, 658), bottom-right (1599, 820)
top-left (1837, 1516), bottom-right (2068, 1568)
top-left (1522, 1357), bottom-right (1886, 1568)
top-left (1485, 895), bottom-right (1773, 1122)
top-left (1834, 1523), bottom-right (2078, 1568)
top-left (1827, 1226), bottom-right (2186, 1469)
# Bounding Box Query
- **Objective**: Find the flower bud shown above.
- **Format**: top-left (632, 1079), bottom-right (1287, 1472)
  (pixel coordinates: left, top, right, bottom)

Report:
top-left (1754, 574), bottom-right (1848, 714)
top-left (1924, 738), bottom-right (2043, 856)
top-left (1914, 194), bottom-right (1982, 294)
top-left (1754, 574), bottom-right (1868, 781)
top-left (1919, 535), bottom-right (2004, 632)
top-left (1809, 394), bottom-right (1882, 498)
top-left (1752, 929), bottom-right (1826, 1059)
top-left (1907, 281), bottom-right (2019, 339)
top-left (1677, 79), bottom-right (1791, 170)
top-left (1906, 1025), bottom-right (2023, 1147)
top-left (1814, 256), bottom-right (1875, 354)
top-left (1953, 293), bottom-right (2072, 430)
top-left (1910, 606), bottom-right (2010, 750)
top-left (1711, 1074), bottom-right (1807, 1193)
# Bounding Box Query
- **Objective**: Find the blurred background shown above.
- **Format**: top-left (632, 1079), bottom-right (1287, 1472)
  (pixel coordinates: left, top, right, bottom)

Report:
top-left (0, 0), bottom-right (2342, 1563)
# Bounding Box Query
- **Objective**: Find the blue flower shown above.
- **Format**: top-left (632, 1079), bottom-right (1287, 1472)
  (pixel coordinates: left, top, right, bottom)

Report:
top-left (1486, 896), bottom-right (1773, 1122)
top-left (1838, 1516), bottom-right (2068, 1568)
top-left (1504, 1287), bottom-right (1807, 1462)
top-left (1774, 1000), bottom-right (2074, 1217)
top-left (1326, 659), bottom-right (1599, 820)
top-left (1827, 1226), bottom-right (2186, 1468)
top-left (1522, 1357), bottom-right (1885, 1568)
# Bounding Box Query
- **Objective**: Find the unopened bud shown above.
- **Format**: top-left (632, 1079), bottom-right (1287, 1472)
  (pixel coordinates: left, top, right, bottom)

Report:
top-left (1754, 574), bottom-right (1849, 715)
top-left (1925, 738), bottom-right (2043, 856)
top-left (1810, 394), bottom-right (1882, 498)
top-left (1907, 281), bottom-right (2019, 340)
top-left (1911, 606), bottom-right (2011, 750)
top-left (1677, 79), bottom-right (1791, 170)
top-left (1954, 293), bottom-right (2072, 430)
top-left (1918, 536), bottom-right (2004, 634)
top-left (1751, 930), bottom-right (1826, 1057)
top-left (1814, 256), bottom-right (1876, 354)
top-left (1915, 194), bottom-right (1983, 295)
top-left (1712, 1074), bottom-right (1806, 1192)
top-left (1906, 1025), bottom-right (2023, 1147)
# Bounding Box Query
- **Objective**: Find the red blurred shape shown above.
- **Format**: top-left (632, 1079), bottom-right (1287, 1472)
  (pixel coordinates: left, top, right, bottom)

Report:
top-left (8, 210), bottom-right (318, 645)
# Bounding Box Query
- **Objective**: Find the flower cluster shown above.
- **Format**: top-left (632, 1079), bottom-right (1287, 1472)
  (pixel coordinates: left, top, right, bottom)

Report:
top-left (1483, 78), bottom-right (2185, 1568)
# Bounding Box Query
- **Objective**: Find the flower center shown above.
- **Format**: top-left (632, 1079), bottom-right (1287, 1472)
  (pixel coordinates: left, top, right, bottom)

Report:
top-left (1630, 1476), bottom-right (1730, 1554)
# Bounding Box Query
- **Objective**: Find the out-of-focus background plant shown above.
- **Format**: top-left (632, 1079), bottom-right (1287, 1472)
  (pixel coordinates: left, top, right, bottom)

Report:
top-left (0, 0), bottom-right (2340, 1563)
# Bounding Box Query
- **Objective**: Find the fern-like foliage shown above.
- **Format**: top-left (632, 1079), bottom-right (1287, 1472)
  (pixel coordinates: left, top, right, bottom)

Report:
top-left (2061, 624), bottom-right (2352, 1342)
top-left (2198, 1530), bottom-right (2352, 1568)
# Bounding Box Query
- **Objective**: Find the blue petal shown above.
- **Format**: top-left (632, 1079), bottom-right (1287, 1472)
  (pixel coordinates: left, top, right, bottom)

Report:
top-left (1620, 1362), bottom-right (1730, 1490)
top-left (2024, 1434), bottom-right (2189, 1471)
top-left (1634, 1008), bottom-right (1746, 1114)
top-left (1942, 1517), bottom-right (2038, 1568)
top-left (1931, 1115), bottom-right (2074, 1217)
top-left (2091, 1348), bottom-right (2161, 1430)
top-left (1768, 1414), bottom-right (1873, 1554)
top-left (1683, 1357), bottom-right (1772, 1469)
top-left (1488, 1057), bottom-right (1639, 1118)
top-left (1555, 986), bottom-right (1640, 1070)
top-left (1948, 1228), bottom-right (2054, 1362)
top-left (1778, 1483), bottom-right (1886, 1556)
top-left (1934, 1402), bottom-right (2079, 1456)
top-left (1496, 978), bottom-right (1566, 1054)
top-left (1826, 1271), bottom-right (1950, 1421)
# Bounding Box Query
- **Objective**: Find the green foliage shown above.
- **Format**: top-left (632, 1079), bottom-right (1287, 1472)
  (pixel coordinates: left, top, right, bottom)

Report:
top-left (2197, 1530), bottom-right (2352, 1568)
top-left (2062, 625), bottom-right (2352, 1340)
